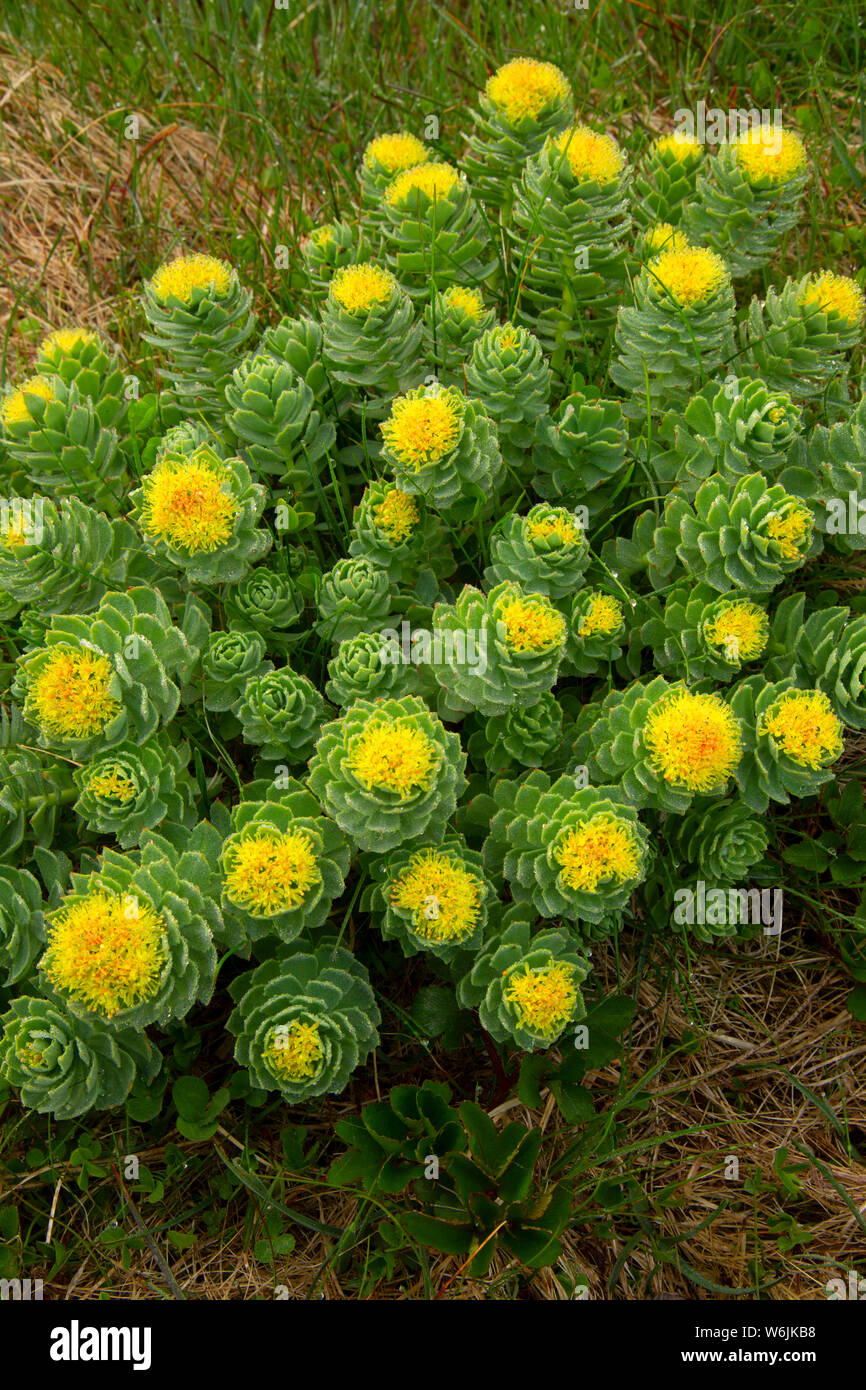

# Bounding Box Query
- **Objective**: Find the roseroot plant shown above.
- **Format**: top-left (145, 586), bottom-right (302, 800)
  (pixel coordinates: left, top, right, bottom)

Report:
top-left (226, 567), bottom-right (304, 646)
top-left (315, 555), bottom-right (392, 644)
top-left (347, 479), bottom-right (447, 584)
top-left (130, 442), bottom-right (271, 585)
top-left (510, 123), bottom-right (632, 353)
top-left (650, 375), bottom-right (802, 493)
top-left (729, 677), bottom-right (845, 811)
top-left (809, 395), bottom-right (866, 553)
top-left (300, 219), bottom-right (372, 299)
top-left (640, 581), bottom-right (770, 683)
top-left (423, 285), bottom-right (498, 387)
top-left (582, 676), bottom-right (745, 813)
top-left (0, 994), bottom-right (161, 1121)
top-left (610, 246), bottom-right (735, 414)
top-left (0, 865), bottom-right (45, 987)
top-left (0, 495), bottom-right (139, 616)
top-left (0, 373), bottom-right (125, 514)
top-left (464, 324), bottom-right (551, 471)
top-left (683, 126), bottom-right (809, 278)
top-left (379, 384), bottom-right (504, 516)
top-left (632, 130), bottom-right (706, 229)
top-left (379, 162), bottom-right (496, 297)
top-left (563, 587), bottom-right (629, 677)
top-left (649, 471), bottom-right (817, 595)
top-left (35, 327), bottom-right (127, 426)
top-left (224, 351), bottom-right (336, 490)
top-left (462, 57), bottom-right (573, 211)
top-left (320, 262), bottom-right (423, 413)
top-left (219, 779), bottom-right (351, 943)
top-left (457, 917), bottom-right (590, 1050)
top-left (359, 131), bottom-right (432, 220)
top-left (72, 733), bottom-right (197, 848)
top-left (141, 253), bottom-right (256, 417)
top-left (38, 827), bottom-right (221, 1029)
top-left (767, 592), bottom-right (866, 729)
top-left (474, 691), bottom-right (564, 772)
top-left (430, 580), bottom-right (567, 718)
top-left (307, 695), bottom-right (467, 853)
top-left (235, 666), bottom-right (331, 764)
top-left (484, 772), bottom-right (650, 928)
top-left (532, 390), bottom-right (627, 516)
top-left (485, 503), bottom-right (590, 599)
top-left (257, 314), bottom-right (340, 412)
top-left (13, 587), bottom-right (209, 755)
top-left (227, 943), bottom-right (380, 1103)
top-left (737, 271), bottom-right (865, 400)
top-left (364, 836), bottom-right (491, 961)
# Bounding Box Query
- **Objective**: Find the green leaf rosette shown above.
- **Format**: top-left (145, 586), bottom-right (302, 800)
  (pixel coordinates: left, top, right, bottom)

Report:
top-left (307, 695), bottom-right (467, 853)
top-left (347, 479), bottom-right (448, 586)
top-left (477, 691), bottom-right (564, 772)
top-left (737, 272), bottom-right (865, 400)
top-left (328, 1079), bottom-right (466, 1195)
top-left (321, 262), bottom-right (423, 414)
top-left (639, 581), bottom-right (769, 683)
top-left (219, 779), bottom-right (351, 943)
top-left (226, 566), bottom-right (304, 646)
top-left (0, 994), bottom-right (161, 1120)
top-left (235, 666), bottom-right (331, 764)
top-left (141, 253), bottom-right (256, 417)
top-left (632, 131), bottom-right (706, 229)
top-left (669, 798), bottom-right (769, 881)
top-left (532, 391), bottom-right (627, 520)
top-left (484, 771), bottom-right (649, 926)
top-left (0, 495), bottom-right (136, 617)
top-left (364, 836), bottom-right (492, 962)
top-left (0, 374), bottom-right (125, 514)
top-left (38, 826), bottom-right (222, 1029)
top-left (35, 326), bottom-right (128, 428)
top-left (315, 556), bottom-right (392, 645)
top-left (464, 324), bottom-right (551, 471)
top-left (562, 587), bottom-right (629, 677)
top-left (130, 442), bottom-right (271, 586)
top-left (584, 676), bottom-right (745, 813)
top-left (73, 733), bottom-right (197, 849)
top-left (13, 587), bottom-right (209, 756)
top-left (423, 285), bottom-right (498, 388)
top-left (610, 246), bottom-right (735, 415)
top-left (379, 384), bottom-right (503, 518)
top-left (683, 127), bottom-right (809, 278)
top-left (257, 314), bottom-right (343, 413)
top-left (430, 581), bottom-right (567, 718)
top-left (227, 943), bottom-right (380, 1103)
top-left (485, 503), bottom-right (590, 599)
top-left (224, 351), bottom-right (336, 490)
top-left (324, 631), bottom-right (418, 708)
top-left (198, 629), bottom-right (273, 713)
top-left (729, 676), bottom-right (845, 812)
top-left (0, 865), bottom-right (45, 987)
top-left (457, 919), bottom-right (590, 1052)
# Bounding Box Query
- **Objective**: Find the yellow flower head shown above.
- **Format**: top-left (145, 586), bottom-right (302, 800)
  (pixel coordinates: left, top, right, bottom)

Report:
top-left (485, 58), bottom-right (571, 125)
top-left (554, 813), bottom-right (641, 893)
top-left (496, 591), bottom-right (566, 654)
top-left (347, 717), bottom-right (438, 799)
top-left (505, 960), bottom-right (578, 1039)
top-left (330, 261), bottom-right (396, 314)
top-left (643, 223), bottom-right (692, 256)
top-left (647, 246), bottom-right (730, 306)
top-left (552, 124), bottom-right (626, 184)
top-left (150, 253), bottom-right (233, 304)
top-left (373, 487), bottom-right (420, 544)
top-left (222, 827), bottom-right (321, 916)
top-left (702, 600), bottom-right (768, 663)
top-left (42, 891), bottom-right (166, 1018)
top-left (0, 375), bottom-right (56, 427)
top-left (39, 327), bottom-right (97, 358)
top-left (139, 448), bottom-right (239, 554)
top-left (381, 388), bottom-right (463, 469)
top-left (759, 689), bottom-right (844, 770)
top-left (653, 130), bottom-right (702, 162)
top-left (577, 592), bottom-right (625, 640)
top-left (763, 504), bottom-right (812, 562)
top-left (733, 126), bottom-right (807, 184)
top-left (524, 508), bottom-right (582, 549)
top-left (391, 847), bottom-right (481, 944)
top-left (799, 272), bottom-right (865, 328)
top-left (25, 646), bottom-right (120, 741)
top-left (81, 765), bottom-right (138, 803)
top-left (308, 223), bottom-right (335, 249)
top-left (363, 131), bottom-right (430, 175)
top-left (644, 687), bottom-right (742, 792)
top-left (384, 162), bottom-right (462, 208)
top-left (262, 1020), bottom-right (324, 1083)
top-left (494, 324), bottom-right (522, 352)
top-left (442, 285), bottom-right (484, 320)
